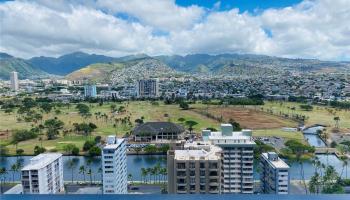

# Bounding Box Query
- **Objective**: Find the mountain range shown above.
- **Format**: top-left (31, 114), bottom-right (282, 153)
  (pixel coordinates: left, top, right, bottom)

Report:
top-left (0, 51), bottom-right (349, 80)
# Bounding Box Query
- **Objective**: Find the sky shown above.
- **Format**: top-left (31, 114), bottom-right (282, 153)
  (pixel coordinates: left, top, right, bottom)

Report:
top-left (0, 0), bottom-right (349, 61)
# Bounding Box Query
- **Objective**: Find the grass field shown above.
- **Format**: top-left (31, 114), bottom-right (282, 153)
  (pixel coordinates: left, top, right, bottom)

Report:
top-left (262, 101), bottom-right (350, 130)
top-left (1, 100), bottom-right (347, 155)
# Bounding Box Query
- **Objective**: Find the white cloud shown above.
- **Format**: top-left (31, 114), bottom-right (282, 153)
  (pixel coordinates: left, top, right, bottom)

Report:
top-left (0, 0), bottom-right (349, 60)
top-left (95, 0), bottom-right (205, 32)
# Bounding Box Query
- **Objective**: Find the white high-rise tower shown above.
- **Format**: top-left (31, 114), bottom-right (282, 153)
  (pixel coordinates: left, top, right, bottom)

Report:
top-left (10, 71), bottom-right (19, 91)
top-left (102, 136), bottom-right (128, 194)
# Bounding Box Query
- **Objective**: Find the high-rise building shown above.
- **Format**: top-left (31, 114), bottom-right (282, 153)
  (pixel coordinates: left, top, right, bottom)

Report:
top-left (21, 153), bottom-right (64, 194)
top-left (102, 136), bottom-right (128, 194)
top-left (167, 142), bottom-right (222, 194)
top-left (84, 85), bottom-right (97, 97)
top-left (208, 124), bottom-right (256, 194)
top-left (10, 71), bottom-right (19, 92)
top-left (260, 152), bottom-right (290, 194)
top-left (136, 79), bottom-right (159, 98)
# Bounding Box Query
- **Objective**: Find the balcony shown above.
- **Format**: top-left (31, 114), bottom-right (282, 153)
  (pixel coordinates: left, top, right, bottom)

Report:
top-left (177, 190), bottom-right (187, 194)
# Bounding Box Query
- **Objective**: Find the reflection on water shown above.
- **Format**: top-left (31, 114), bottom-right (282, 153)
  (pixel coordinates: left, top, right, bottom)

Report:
top-left (1, 154), bottom-right (348, 182)
top-left (304, 134), bottom-right (326, 147)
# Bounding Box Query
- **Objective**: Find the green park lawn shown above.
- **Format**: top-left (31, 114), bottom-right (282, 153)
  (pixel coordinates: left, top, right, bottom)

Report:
top-left (0, 100), bottom-right (347, 155)
top-left (262, 101), bottom-right (350, 129)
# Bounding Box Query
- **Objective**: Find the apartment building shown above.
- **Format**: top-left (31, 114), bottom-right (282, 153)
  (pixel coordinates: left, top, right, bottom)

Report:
top-left (84, 84), bottom-right (97, 97)
top-left (208, 124), bottom-right (256, 194)
top-left (136, 79), bottom-right (159, 98)
top-left (10, 71), bottom-right (19, 92)
top-left (260, 152), bottom-right (290, 194)
top-left (167, 142), bottom-right (222, 194)
top-left (102, 136), bottom-right (128, 194)
top-left (21, 153), bottom-right (64, 194)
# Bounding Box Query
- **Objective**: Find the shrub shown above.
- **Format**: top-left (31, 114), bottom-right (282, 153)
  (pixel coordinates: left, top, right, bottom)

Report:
top-left (83, 140), bottom-right (96, 151)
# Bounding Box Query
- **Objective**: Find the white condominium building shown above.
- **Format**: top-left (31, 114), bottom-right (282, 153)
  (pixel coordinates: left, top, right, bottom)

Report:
top-left (260, 152), bottom-right (290, 194)
top-left (207, 124), bottom-right (256, 194)
top-left (102, 136), bottom-right (128, 194)
top-left (10, 71), bottom-right (19, 92)
top-left (21, 153), bottom-right (64, 194)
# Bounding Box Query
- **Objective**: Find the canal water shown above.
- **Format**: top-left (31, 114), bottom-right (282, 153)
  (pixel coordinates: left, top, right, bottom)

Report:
top-left (303, 125), bottom-right (327, 147)
top-left (1, 154), bottom-right (349, 182)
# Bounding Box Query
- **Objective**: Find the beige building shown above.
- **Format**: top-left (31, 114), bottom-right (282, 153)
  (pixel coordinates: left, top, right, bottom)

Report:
top-left (208, 124), bottom-right (256, 194)
top-left (167, 142), bottom-right (222, 194)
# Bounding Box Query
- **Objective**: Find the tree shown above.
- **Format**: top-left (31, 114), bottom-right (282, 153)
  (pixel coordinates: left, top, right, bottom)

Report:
top-left (83, 140), bottom-right (96, 151)
top-left (144, 145), bottom-right (157, 154)
top-left (185, 120), bottom-right (198, 134)
top-left (68, 159), bottom-right (76, 183)
top-left (34, 145), bottom-right (46, 155)
top-left (334, 116), bottom-right (340, 129)
top-left (63, 144), bottom-right (79, 156)
top-left (16, 149), bottom-right (24, 157)
top-left (88, 146), bottom-right (101, 157)
top-left (40, 102), bottom-right (53, 113)
top-left (179, 101), bottom-right (189, 110)
top-left (10, 163), bottom-right (19, 183)
top-left (79, 165), bottom-right (86, 182)
top-left (300, 104), bottom-right (313, 111)
top-left (12, 129), bottom-right (37, 143)
top-left (0, 144), bottom-right (9, 156)
top-left (128, 173), bottom-right (133, 185)
top-left (76, 104), bottom-right (90, 118)
top-left (94, 136), bottom-right (102, 144)
top-left (86, 159), bottom-right (93, 185)
top-left (177, 118), bottom-right (186, 123)
top-left (228, 118), bottom-right (242, 131)
top-left (0, 167), bottom-right (7, 193)
top-left (44, 118), bottom-right (64, 140)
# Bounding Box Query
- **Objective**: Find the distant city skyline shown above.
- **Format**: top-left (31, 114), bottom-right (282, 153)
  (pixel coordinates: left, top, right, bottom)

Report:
top-left (0, 0), bottom-right (349, 61)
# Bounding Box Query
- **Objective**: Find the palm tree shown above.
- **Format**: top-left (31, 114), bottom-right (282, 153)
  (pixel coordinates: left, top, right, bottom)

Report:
top-left (141, 168), bottom-right (147, 183)
top-left (87, 169), bottom-right (93, 185)
top-left (68, 159), bottom-right (75, 183)
top-left (128, 173), bottom-right (133, 185)
top-left (86, 158), bottom-right (93, 185)
top-left (98, 167), bottom-right (102, 184)
top-left (0, 167), bottom-right (7, 194)
top-left (79, 165), bottom-right (86, 183)
top-left (333, 116), bottom-right (340, 129)
top-left (10, 164), bottom-right (19, 183)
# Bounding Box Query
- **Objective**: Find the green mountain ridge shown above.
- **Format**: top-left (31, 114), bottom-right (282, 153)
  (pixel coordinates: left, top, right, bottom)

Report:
top-left (0, 56), bottom-right (48, 80)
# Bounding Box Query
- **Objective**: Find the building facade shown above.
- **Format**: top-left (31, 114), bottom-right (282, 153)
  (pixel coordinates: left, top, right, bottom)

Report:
top-left (260, 152), bottom-right (290, 194)
top-left (84, 85), bottom-right (97, 97)
top-left (102, 136), bottom-right (128, 194)
top-left (21, 153), bottom-right (64, 194)
top-left (167, 142), bottom-right (222, 194)
top-left (133, 122), bottom-right (185, 142)
top-left (10, 71), bottom-right (19, 92)
top-left (208, 124), bottom-right (256, 194)
top-left (136, 79), bottom-right (159, 98)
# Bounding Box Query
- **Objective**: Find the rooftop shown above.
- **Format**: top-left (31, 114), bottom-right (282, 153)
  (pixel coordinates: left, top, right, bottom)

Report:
top-left (22, 153), bottom-right (62, 171)
top-left (174, 143), bottom-right (221, 161)
top-left (262, 152), bottom-right (290, 169)
top-left (104, 136), bottom-right (125, 149)
top-left (132, 122), bottom-right (185, 136)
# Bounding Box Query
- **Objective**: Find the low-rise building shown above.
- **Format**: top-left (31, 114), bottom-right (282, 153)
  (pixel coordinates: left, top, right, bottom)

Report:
top-left (21, 153), bottom-right (64, 194)
top-left (260, 152), bottom-right (290, 194)
top-left (132, 122), bottom-right (185, 142)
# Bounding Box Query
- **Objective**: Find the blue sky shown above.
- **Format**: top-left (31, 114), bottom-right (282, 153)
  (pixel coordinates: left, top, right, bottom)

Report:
top-left (176, 0), bottom-right (302, 12)
top-left (0, 0), bottom-right (349, 61)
